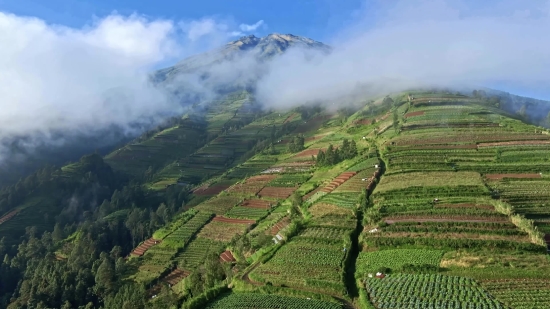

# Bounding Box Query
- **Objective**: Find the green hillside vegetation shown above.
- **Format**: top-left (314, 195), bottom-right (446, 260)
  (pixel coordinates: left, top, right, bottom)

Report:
top-left (2, 89), bottom-right (550, 309)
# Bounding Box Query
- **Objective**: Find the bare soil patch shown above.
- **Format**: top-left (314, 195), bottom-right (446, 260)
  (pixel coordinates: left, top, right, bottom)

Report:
top-left (293, 148), bottom-right (326, 158)
top-left (258, 186), bottom-right (298, 199)
top-left (131, 238), bottom-right (161, 257)
top-left (220, 250), bottom-right (236, 262)
top-left (0, 209), bottom-right (18, 225)
top-left (270, 217), bottom-right (290, 235)
top-left (240, 199), bottom-right (272, 209)
top-left (212, 216), bottom-right (255, 224)
top-left (384, 216), bottom-right (508, 224)
top-left (404, 111), bottom-right (425, 118)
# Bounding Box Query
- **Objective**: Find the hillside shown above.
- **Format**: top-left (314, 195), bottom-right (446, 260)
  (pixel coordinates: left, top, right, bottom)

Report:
top-left (2, 88), bottom-right (550, 309)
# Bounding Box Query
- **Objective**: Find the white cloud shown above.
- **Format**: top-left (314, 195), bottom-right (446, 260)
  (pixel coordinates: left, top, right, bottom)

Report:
top-left (0, 12), bottom-right (182, 158)
top-left (239, 20), bottom-right (264, 32)
top-left (255, 0), bottom-right (550, 108)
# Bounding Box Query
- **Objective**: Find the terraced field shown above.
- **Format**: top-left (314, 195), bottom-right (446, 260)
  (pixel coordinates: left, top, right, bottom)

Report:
top-left (103, 91), bottom-right (550, 308)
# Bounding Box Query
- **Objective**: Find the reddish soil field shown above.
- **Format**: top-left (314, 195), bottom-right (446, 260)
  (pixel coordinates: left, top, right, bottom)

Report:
top-left (163, 268), bottom-right (190, 286)
top-left (194, 185), bottom-right (230, 196)
top-left (271, 217), bottom-right (290, 235)
top-left (477, 140), bottom-right (550, 147)
top-left (384, 216), bottom-right (508, 224)
top-left (0, 210), bottom-right (18, 225)
top-left (283, 113), bottom-right (297, 124)
top-left (258, 186), bottom-right (298, 199)
top-left (485, 173), bottom-right (542, 180)
top-left (212, 216), bottom-right (255, 224)
top-left (293, 148), bottom-right (326, 158)
top-left (435, 203), bottom-right (495, 210)
top-left (220, 250), bottom-right (236, 263)
top-left (240, 199), bottom-right (272, 209)
top-left (227, 175), bottom-right (278, 195)
top-left (131, 238), bottom-right (161, 257)
top-left (354, 119), bottom-right (372, 125)
top-left (404, 111), bottom-right (425, 118)
top-left (321, 171), bottom-right (357, 193)
top-left (303, 186), bottom-right (323, 201)
top-left (247, 175), bottom-right (278, 182)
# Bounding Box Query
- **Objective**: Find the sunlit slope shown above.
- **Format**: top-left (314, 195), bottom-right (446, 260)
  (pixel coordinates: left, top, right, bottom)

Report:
top-left (357, 92), bottom-right (550, 309)
top-left (38, 90), bottom-right (550, 309)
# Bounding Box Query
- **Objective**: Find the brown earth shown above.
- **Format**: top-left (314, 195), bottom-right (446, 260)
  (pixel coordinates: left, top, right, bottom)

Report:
top-left (212, 216), bottom-right (255, 224)
top-left (0, 209), bottom-right (18, 225)
top-left (404, 111), bottom-right (425, 118)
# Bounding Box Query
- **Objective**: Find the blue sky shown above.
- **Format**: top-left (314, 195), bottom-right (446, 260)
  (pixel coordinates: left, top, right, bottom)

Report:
top-left (0, 0), bottom-right (365, 41)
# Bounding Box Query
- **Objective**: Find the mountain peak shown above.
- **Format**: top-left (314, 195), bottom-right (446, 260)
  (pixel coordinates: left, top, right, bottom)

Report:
top-left (157, 33), bottom-right (330, 82)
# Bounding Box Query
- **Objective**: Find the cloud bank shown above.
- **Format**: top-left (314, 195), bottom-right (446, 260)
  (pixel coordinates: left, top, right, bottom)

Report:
top-left (0, 12), bottom-right (263, 161)
top-left (256, 0), bottom-right (550, 107)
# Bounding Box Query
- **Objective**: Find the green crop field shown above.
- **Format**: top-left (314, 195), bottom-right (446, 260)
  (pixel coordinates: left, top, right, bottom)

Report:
top-left (205, 293), bottom-right (344, 309)
top-left (365, 274), bottom-right (505, 309)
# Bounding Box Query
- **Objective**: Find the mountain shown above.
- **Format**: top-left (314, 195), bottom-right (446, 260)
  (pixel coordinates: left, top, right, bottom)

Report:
top-left (154, 33), bottom-right (331, 82)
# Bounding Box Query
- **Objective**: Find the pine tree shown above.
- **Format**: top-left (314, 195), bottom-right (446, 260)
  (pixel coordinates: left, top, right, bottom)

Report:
top-left (52, 223), bottom-right (64, 242)
top-left (316, 149), bottom-right (326, 166)
top-left (349, 140), bottom-right (358, 158)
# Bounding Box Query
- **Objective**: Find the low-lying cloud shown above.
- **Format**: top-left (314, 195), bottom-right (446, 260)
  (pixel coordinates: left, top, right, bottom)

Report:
top-left (256, 0), bottom-right (550, 107)
top-left (0, 12), bottom-right (262, 162)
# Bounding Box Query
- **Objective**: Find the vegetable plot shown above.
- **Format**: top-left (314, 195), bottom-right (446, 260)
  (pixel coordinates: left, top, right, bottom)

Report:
top-left (205, 292), bottom-right (343, 309)
top-left (356, 249), bottom-right (444, 274)
top-left (364, 274), bottom-right (505, 309)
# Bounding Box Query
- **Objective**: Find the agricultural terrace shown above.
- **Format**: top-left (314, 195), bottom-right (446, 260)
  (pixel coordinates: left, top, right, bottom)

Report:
top-left (374, 171), bottom-right (484, 194)
top-left (175, 237), bottom-right (224, 269)
top-left (258, 186), bottom-right (298, 200)
top-left (354, 92), bottom-right (550, 308)
top-left (332, 169), bottom-right (378, 193)
top-left (356, 249), bottom-right (444, 274)
top-left (226, 175), bottom-right (278, 196)
top-left (197, 220), bottom-right (252, 242)
top-left (250, 227), bottom-right (352, 296)
top-left (483, 279), bottom-right (550, 309)
top-left (194, 195), bottom-right (242, 214)
top-left (309, 203), bottom-right (357, 228)
top-left (364, 274), bottom-right (505, 309)
top-left (205, 293), bottom-right (344, 309)
top-left (105, 119), bottom-right (208, 178)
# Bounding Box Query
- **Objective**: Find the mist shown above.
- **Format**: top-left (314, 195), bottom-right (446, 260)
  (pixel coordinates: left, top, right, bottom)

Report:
top-left (2, 0), bottom-right (550, 165)
top-left (256, 0), bottom-right (550, 108)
